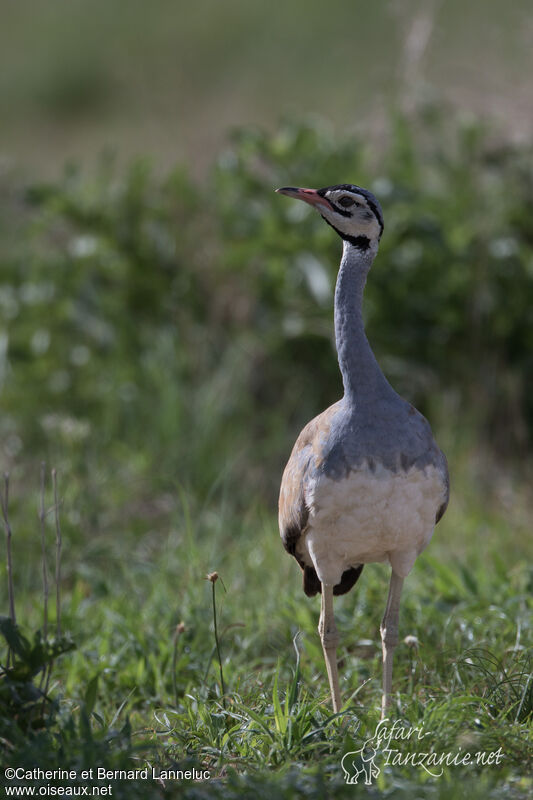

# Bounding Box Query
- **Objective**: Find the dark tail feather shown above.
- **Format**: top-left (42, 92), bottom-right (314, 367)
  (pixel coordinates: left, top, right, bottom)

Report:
top-left (334, 565), bottom-right (364, 595)
top-left (303, 564), bottom-right (364, 597)
top-left (303, 566), bottom-right (321, 596)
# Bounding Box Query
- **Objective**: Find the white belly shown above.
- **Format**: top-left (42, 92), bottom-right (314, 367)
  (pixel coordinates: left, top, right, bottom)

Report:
top-left (299, 461), bottom-right (446, 585)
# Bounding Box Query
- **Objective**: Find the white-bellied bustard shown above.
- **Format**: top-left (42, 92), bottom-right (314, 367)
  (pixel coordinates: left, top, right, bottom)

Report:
top-left (277, 184), bottom-right (449, 718)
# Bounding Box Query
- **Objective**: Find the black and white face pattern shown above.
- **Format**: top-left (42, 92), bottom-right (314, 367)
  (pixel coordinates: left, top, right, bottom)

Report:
top-left (315, 185), bottom-right (384, 250)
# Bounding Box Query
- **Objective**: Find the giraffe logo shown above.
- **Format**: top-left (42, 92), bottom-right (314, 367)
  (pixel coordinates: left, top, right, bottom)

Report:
top-left (341, 738), bottom-right (381, 785)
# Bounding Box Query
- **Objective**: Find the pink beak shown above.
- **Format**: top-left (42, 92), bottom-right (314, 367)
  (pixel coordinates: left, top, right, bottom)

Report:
top-left (276, 186), bottom-right (333, 210)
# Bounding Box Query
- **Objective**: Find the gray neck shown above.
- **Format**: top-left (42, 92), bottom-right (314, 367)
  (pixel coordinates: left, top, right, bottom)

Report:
top-left (334, 240), bottom-right (392, 406)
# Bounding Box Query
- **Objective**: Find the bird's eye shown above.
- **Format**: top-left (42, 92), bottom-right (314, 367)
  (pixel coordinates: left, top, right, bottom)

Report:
top-left (338, 196), bottom-right (356, 208)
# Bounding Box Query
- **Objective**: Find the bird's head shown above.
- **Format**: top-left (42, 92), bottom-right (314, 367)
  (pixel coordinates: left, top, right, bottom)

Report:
top-left (276, 184), bottom-right (383, 252)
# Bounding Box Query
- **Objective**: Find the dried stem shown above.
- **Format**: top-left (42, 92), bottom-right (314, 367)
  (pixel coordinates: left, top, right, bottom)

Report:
top-left (172, 622), bottom-right (186, 708)
top-left (1, 473), bottom-right (15, 668)
top-left (208, 572), bottom-right (226, 707)
top-left (392, 0), bottom-right (442, 113)
top-left (41, 467), bottom-right (65, 710)
top-left (1, 472), bottom-right (16, 626)
top-left (52, 469), bottom-right (62, 638)
top-left (39, 462), bottom-right (48, 641)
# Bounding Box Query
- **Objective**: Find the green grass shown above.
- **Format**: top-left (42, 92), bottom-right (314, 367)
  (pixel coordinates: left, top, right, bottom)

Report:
top-left (1, 448), bottom-right (531, 799)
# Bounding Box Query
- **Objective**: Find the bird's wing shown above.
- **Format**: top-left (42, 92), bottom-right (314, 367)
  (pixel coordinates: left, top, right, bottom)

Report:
top-left (405, 401), bottom-right (450, 525)
top-left (435, 450), bottom-right (450, 524)
top-left (278, 443), bottom-right (311, 558)
top-left (278, 401), bottom-right (343, 557)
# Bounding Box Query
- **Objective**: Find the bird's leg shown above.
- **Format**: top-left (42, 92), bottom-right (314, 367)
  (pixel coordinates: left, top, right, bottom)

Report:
top-left (319, 583), bottom-right (341, 712)
top-left (380, 571), bottom-right (404, 719)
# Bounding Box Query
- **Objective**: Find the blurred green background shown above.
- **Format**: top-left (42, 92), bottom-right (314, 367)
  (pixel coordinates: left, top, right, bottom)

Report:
top-left (0, 2), bottom-right (532, 797)
top-left (1, 0), bottom-right (533, 177)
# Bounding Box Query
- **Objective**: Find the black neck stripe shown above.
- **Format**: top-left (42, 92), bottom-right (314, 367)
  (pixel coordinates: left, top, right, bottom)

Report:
top-left (344, 234), bottom-right (371, 250)
top-left (322, 216), bottom-right (371, 250)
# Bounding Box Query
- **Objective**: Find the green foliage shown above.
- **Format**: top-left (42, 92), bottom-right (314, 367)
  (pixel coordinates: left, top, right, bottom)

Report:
top-left (0, 616), bottom-right (75, 735)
